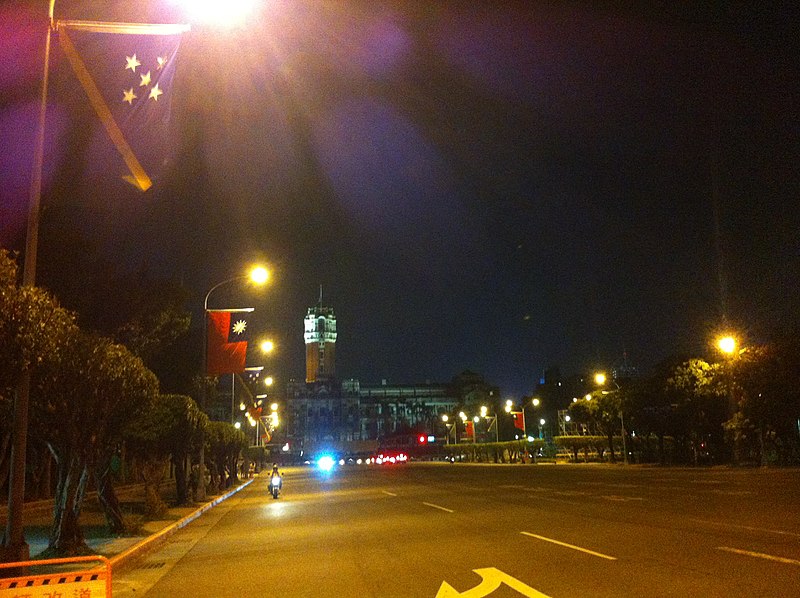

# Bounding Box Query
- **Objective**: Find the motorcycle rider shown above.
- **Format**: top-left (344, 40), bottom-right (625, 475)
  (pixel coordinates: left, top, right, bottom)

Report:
top-left (269, 463), bottom-right (282, 490)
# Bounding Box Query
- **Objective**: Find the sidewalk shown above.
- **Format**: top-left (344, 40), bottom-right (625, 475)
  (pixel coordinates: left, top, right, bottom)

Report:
top-left (0, 476), bottom-right (256, 570)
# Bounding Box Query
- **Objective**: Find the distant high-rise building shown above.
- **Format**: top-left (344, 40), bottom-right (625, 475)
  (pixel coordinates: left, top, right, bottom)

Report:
top-left (304, 294), bottom-right (337, 383)
top-left (612, 350), bottom-right (639, 382)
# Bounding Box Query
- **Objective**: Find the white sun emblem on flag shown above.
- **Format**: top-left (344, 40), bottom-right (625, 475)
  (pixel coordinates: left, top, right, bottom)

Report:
top-left (232, 320), bottom-right (247, 335)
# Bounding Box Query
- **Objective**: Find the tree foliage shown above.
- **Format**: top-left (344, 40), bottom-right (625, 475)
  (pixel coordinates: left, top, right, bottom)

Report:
top-left (0, 250), bottom-right (78, 501)
top-left (724, 340), bottom-right (800, 465)
top-left (32, 329), bottom-right (158, 555)
top-left (0, 250), bottom-right (77, 404)
top-left (205, 421), bottom-right (248, 492)
top-left (126, 394), bottom-right (208, 508)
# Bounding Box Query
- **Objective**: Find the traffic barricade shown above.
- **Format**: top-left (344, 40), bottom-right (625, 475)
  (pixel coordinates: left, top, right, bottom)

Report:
top-left (0, 554), bottom-right (111, 598)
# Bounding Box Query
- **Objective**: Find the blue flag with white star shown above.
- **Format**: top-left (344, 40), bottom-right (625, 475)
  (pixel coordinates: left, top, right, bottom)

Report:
top-left (55, 21), bottom-right (188, 192)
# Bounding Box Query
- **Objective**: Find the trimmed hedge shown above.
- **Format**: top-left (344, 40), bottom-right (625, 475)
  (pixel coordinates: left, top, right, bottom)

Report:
top-left (442, 439), bottom-right (546, 463)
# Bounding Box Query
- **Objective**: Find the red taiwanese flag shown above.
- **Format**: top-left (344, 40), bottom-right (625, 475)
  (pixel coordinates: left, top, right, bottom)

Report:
top-left (207, 310), bottom-right (251, 375)
top-left (465, 420), bottom-right (475, 439)
top-left (511, 411), bottom-right (525, 431)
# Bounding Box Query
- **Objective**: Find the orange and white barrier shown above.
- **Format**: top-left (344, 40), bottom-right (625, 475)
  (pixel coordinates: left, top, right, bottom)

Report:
top-left (0, 555), bottom-right (111, 598)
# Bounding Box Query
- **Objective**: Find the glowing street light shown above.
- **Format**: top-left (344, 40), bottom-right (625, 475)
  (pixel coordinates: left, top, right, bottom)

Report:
top-left (265, 376), bottom-right (274, 387)
top-left (717, 335), bottom-right (738, 355)
top-left (594, 370), bottom-right (627, 464)
top-left (260, 339), bottom-right (275, 353)
top-left (178, 0), bottom-right (258, 28)
top-left (204, 265), bottom-right (270, 312)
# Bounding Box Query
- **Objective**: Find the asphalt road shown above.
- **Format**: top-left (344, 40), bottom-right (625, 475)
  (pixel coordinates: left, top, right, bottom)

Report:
top-left (113, 463), bottom-right (800, 597)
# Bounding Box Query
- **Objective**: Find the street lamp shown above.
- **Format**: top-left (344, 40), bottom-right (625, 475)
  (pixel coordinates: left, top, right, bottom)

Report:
top-left (441, 414), bottom-right (456, 445)
top-left (198, 266), bottom-right (267, 501)
top-left (182, 0), bottom-right (258, 28)
top-left (4, 0), bottom-right (191, 563)
top-left (480, 405), bottom-right (499, 442)
top-left (716, 335), bottom-right (738, 356)
top-left (594, 371), bottom-right (627, 464)
top-left (203, 265), bottom-right (268, 383)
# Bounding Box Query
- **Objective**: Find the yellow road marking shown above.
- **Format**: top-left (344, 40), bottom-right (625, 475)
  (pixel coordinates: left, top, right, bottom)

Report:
top-left (437, 567), bottom-right (550, 597)
top-left (521, 532), bottom-right (617, 560)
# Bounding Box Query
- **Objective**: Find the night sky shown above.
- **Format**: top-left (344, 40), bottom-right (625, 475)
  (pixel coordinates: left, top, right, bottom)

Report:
top-left (2, 1), bottom-right (798, 397)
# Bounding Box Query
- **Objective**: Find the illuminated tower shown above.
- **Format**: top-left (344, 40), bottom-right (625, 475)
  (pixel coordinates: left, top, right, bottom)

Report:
top-left (304, 290), bottom-right (337, 383)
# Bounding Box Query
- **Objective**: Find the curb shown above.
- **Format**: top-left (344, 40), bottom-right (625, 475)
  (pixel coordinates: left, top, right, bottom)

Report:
top-left (108, 477), bottom-right (255, 571)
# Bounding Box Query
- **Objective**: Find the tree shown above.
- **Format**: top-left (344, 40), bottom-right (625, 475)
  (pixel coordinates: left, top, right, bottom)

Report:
top-left (125, 395), bottom-right (195, 516)
top-left (627, 358), bottom-right (687, 465)
top-left (568, 392), bottom-right (622, 462)
top-left (665, 358), bottom-right (726, 464)
top-left (32, 331), bottom-right (158, 555)
top-left (0, 250), bottom-right (77, 554)
top-left (126, 394), bottom-right (208, 507)
top-left (205, 421), bottom-right (248, 493)
top-left (725, 340), bottom-right (800, 465)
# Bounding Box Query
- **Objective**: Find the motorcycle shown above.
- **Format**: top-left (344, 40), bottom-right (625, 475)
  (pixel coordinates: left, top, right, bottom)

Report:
top-left (269, 473), bottom-right (282, 499)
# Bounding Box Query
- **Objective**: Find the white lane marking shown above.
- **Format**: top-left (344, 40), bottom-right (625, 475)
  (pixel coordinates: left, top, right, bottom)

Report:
top-left (424, 502), bottom-right (454, 513)
top-left (381, 490), bottom-right (397, 497)
top-left (718, 546), bottom-right (800, 566)
top-left (691, 518), bottom-right (800, 539)
top-left (532, 496), bottom-right (583, 506)
top-left (602, 495), bottom-right (644, 502)
top-left (521, 532), bottom-right (617, 560)
top-left (552, 490), bottom-right (589, 497)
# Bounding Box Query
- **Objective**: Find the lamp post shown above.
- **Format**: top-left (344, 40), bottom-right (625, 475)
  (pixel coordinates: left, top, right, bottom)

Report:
top-left (715, 332), bottom-right (743, 462)
top-left (594, 371), bottom-right (627, 464)
top-left (198, 266), bottom-right (267, 501)
top-left (3, 1), bottom-right (192, 563)
top-left (480, 405), bottom-right (499, 443)
top-left (202, 266), bottom-right (268, 398)
top-left (441, 414), bottom-right (456, 445)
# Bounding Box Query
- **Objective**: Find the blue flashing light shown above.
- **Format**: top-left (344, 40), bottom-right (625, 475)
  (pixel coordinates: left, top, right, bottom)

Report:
top-left (317, 455), bottom-right (335, 472)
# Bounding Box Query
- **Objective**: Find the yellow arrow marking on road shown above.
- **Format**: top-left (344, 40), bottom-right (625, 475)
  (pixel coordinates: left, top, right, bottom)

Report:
top-left (436, 567), bottom-right (551, 597)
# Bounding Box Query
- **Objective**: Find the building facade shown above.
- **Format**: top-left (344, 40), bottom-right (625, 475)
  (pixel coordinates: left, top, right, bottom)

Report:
top-left (304, 303), bottom-right (337, 383)
top-left (283, 298), bottom-right (496, 457)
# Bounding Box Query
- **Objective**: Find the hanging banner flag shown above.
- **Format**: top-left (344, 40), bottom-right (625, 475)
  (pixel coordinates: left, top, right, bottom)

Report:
top-left (465, 420), bottom-right (474, 440)
top-left (207, 309), bottom-right (253, 375)
top-left (511, 411), bottom-right (525, 431)
top-left (54, 20), bottom-right (189, 191)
